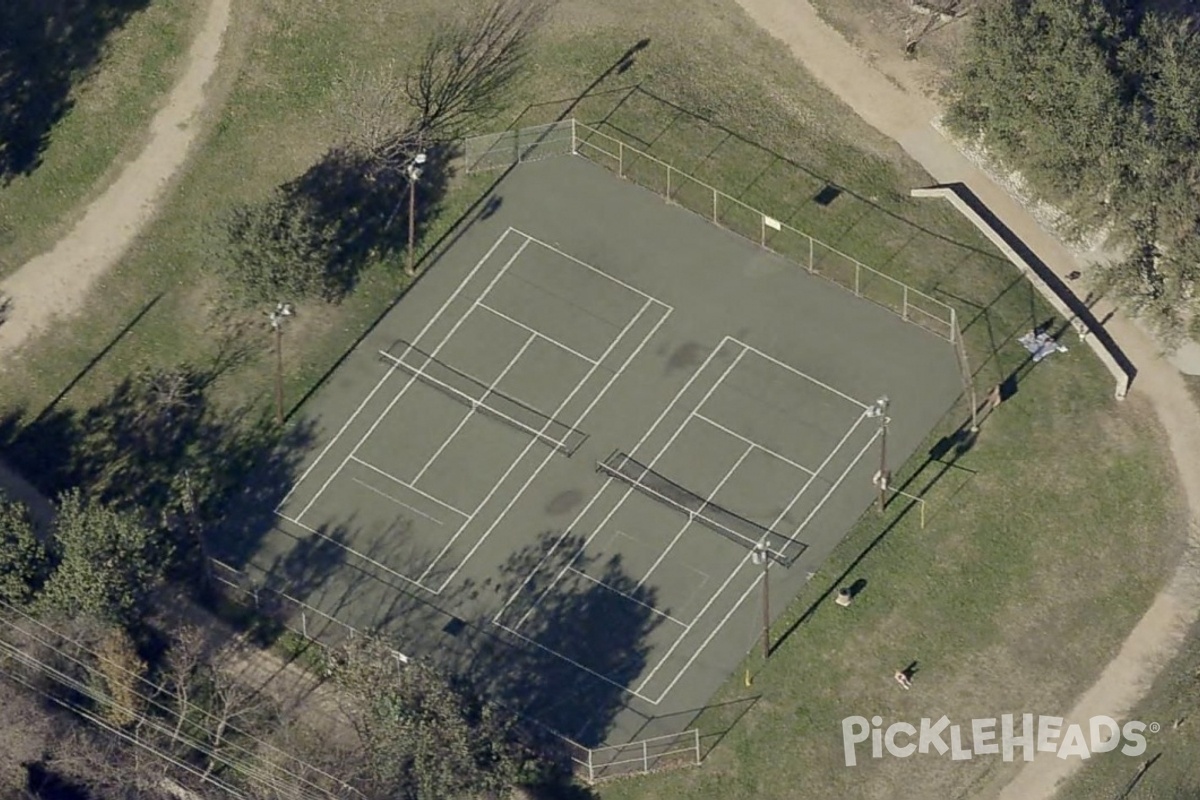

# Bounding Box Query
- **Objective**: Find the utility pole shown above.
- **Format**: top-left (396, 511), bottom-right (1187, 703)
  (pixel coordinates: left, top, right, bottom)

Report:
top-left (269, 302), bottom-right (293, 425)
top-left (405, 152), bottom-right (428, 276)
top-left (866, 396), bottom-right (890, 513)
top-left (751, 545), bottom-right (771, 659)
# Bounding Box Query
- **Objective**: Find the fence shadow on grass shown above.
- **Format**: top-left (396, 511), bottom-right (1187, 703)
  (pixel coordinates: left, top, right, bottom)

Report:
top-left (0, 0), bottom-right (151, 183)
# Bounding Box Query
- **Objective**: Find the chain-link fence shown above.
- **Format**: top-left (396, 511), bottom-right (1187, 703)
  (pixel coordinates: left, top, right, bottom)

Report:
top-left (569, 120), bottom-right (957, 341)
top-left (463, 119), bottom-right (575, 174)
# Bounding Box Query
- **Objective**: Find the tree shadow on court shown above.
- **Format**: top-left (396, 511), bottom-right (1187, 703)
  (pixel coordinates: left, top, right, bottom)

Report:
top-left (0, 351), bottom-right (316, 590)
top-left (445, 530), bottom-right (664, 753)
top-left (0, 0), bottom-right (151, 182)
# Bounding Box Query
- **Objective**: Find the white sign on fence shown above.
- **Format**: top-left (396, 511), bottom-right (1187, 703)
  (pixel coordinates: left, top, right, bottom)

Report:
top-left (763, 215), bottom-right (782, 231)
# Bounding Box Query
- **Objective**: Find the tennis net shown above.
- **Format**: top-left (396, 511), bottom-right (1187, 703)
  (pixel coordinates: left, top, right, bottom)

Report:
top-left (597, 450), bottom-right (804, 565)
top-left (379, 343), bottom-right (587, 456)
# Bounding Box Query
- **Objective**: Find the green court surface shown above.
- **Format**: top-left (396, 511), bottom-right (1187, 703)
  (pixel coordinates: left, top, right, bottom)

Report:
top-left (218, 155), bottom-right (962, 753)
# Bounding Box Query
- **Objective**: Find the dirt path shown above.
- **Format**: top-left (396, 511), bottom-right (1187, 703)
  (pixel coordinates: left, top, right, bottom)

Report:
top-left (0, 0), bottom-right (232, 364)
top-left (734, 1), bottom-right (1200, 797)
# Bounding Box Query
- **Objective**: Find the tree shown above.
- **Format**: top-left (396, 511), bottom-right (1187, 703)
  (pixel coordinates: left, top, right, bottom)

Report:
top-left (329, 634), bottom-right (526, 799)
top-left (945, 2), bottom-right (1200, 339)
top-left (0, 499), bottom-right (49, 608)
top-left (336, 0), bottom-right (550, 173)
top-left (36, 490), bottom-right (173, 626)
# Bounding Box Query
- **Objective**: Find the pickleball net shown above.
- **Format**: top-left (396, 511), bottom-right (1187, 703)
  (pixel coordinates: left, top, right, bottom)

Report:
top-left (596, 450), bottom-right (804, 566)
top-left (379, 342), bottom-right (588, 456)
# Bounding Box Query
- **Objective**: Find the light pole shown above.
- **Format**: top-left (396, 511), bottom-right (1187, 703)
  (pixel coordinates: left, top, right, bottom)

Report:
top-left (269, 302), bottom-right (293, 425)
top-left (751, 544), bottom-right (771, 659)
top-left (405, 152), bottom-right (428, 277)
top-left (866, 396), bottom-right (890, 512)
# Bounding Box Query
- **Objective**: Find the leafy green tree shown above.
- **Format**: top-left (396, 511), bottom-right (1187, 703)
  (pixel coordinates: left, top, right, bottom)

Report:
top-left (218, 187), bottom-right (340, 304)
top-left (330, 634), bottom-right (526, 799)
top-left (0, 498), bottom-right (49, 608)
top-left (947, 2), bottom-right (1200, 339)
top-left (36, 490), bottom-right (173, 626)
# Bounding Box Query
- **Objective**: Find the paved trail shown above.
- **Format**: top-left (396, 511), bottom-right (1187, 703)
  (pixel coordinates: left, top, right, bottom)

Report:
top-left (734, 1), bottom-right (1200, 797)
top-left (0, 0), bottom-right (232, 363)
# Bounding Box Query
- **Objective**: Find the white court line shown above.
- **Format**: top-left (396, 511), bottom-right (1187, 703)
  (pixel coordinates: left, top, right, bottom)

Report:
top-left (737, 339), bottom-right (869, 410)
top-left (431, 297), bottom-right (672, 592)
top-left (274, 512), bottom-right (431, 592)
top-left (769, 412), bottom-right (867, 557)
top-left (789, 425), bottom-right (881, 539)
top-left (513, 228), bottom-right (664, 304)
top-left (512, 342), bottom-right (748, 631)
top-left (692, 412), bottom-right (815, 476)
top-left (650, 561), bottom-right (766, 703)
top-left (277, 228), bottom-right (518, 511)
top-left (491, 329), bottom-right (731, 626)
top-left (410, 331), bottom-right (537, 485)
top-left (349, 456), bottom-right (469, 519)
top-left (477, 302), bottom-right (600, 365)
top-left (494, 622), bottom-right (660, 704)
top-left (566, 567), bottom-right (689, 627)
top-left (294, 238), bottom-right (532, 522)
top-left (636, 441), bottom-right (755, 589)
top-left (643, 424), bottom-right (883, 702)
top-left (351, 478), bottom-right (445, 526)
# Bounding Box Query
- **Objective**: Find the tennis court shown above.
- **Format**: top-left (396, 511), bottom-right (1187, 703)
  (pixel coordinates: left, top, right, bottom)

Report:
top-left (226, 155), bottom-right (963, 751)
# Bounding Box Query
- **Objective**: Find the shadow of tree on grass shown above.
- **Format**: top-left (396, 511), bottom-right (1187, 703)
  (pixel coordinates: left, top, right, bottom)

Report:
top-left (0, 0), bottom-right (151, 182)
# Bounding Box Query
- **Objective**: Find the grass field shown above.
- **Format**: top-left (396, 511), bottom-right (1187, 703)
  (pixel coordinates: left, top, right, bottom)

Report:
top-left (0, 0), bottom-right (1187, 798)
top-left (0, 0), bottom-right (199, 278)
top-left (1057, 615), bottom-right (1200, 800)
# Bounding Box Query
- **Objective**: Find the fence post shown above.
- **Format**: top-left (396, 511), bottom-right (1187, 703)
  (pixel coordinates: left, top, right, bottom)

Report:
top-left (760, 215), bottom-right (765, 247)
top-left (588, 749), bottom-right (595, 784)
top-left (712, 189), bottom-right (718, 223)
top-left (619, 141), bottom-right (625, 177)
top-left (903, 286), bottom-right (910, 321)
top-left (666, 164), bottom-right (672, 201)
top-left (693, 729), bottom-right (701, 764)
top-left (854, 263), bottom-right (861, 296)
top-left (643, 739), bottom-right (649, 774)
top-left (571, 118), bottom-right (577, 155)
top-left (252, 587), bottom-right (259, 609)
top-left (301, 611), bottom-right (308, 639)
top-left (808, 236), bottom-right (815, 272)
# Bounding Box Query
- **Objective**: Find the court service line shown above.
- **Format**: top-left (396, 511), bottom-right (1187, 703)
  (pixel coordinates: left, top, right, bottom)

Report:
top-left (736, 338), bottom-right (869, 410)
top-left (294, 238), bottom-right (531, 522)
top-left (789, 426), bottom-right (881, 540)
top-left (636, 441), bottom-right (755, 590)
top-left (410, 331), bottom-right (537, 485)
top-left (276, 227), bottom-right (517, 511)
top-left (565, 567), bottom-right (689, 627)
top-left (768, 412), bottom-right (867, 559)
top-left (348, 456), bottom-right (470, 518)
top-left (430, 297), bottom-right (673, 592)
top-left (633, 541), bottom-right (761, 695)
top-left (350, 478), bottom-right (444, 526)
top-left (488, 305), bottom-right (719, 625)
top-left (275, 512), bottom-right (430, 591)
top-left (692, 412), bottom-right (816, 476)
top-left (512, 228), bottom-right (667, 306)
top-left (652, 431), bottom-right (888, 700)
top-left (650, 561), bottom-right (766, 704)
top-left (493, 622), bottom-right (660, 704)
top-left (512, 342), bottom-right (749, 632)
top-left (477, 302), bottom-right (600, 365)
